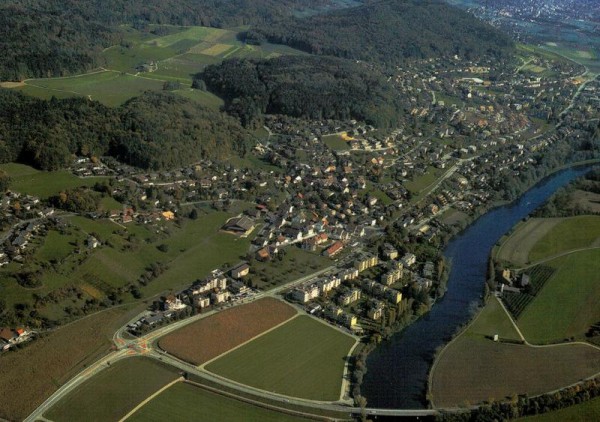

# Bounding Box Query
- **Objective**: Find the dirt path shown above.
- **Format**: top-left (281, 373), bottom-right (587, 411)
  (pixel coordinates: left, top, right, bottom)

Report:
top-left (118, 377), bottom-right (183, 421)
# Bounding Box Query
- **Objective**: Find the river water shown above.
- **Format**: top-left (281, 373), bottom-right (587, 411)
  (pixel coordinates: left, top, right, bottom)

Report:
top-left (361, 165), bottom-right (597, 409)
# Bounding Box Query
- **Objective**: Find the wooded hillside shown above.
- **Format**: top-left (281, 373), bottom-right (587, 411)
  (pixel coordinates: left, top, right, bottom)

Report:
top-left (246, 0), bottom-right (514, 65)
top-left (198, 55), bottom-right (407, 128)
top-left (0, 90), bottom-right (248, 170)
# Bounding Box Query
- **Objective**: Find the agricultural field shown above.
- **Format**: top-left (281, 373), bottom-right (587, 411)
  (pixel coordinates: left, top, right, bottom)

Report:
top-left (5, 24), bottom-right (305, 108)
top-left (127, 381), bottom-right (312, 422)
top-left (495, 218), bottom-right (562, 266)
top-left (528, 215), bottom-right (600, 263)
top-left (45, 357), bottom-right (180, 422)
top-left (519, 396), bottom-right (600, 421)
top-left (206, 315), bottom-right (356, 401)
top-left (0, 163), bottom-right (107, 199)
top-left (430, 297), bottom-right (600, 408)
top-left (0, 306), bottom-right (139, 421)
top-left (517, 249), bottom-right (600, 344)
top-left (159, 298), bottom-right (297, 365)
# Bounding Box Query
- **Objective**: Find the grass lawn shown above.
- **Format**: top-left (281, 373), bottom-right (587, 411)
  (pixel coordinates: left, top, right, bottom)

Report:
top-left (45, 357), bottom-right (180, 422)
top-left (36, 230), bottom-right (83, 262)
top-left (322, 134), bottom-right (350, 151)
top-left (431, 296), bottom-right (600, 408)
top-left (247, 247), bottom-right (332, 290)
top-left (518, 249), bottom-right (600, 343)
top-left (0, 306), bottom-right (140, 421)
top-left (519, 396), bottom-right (600, 421)
top-left (206, 315), bottom-right (356, 401)
top-left (0, 163), bottom-right (107, 198)
top-left (528, 216), bottom-right (600, 262)
top-left (159, 298), bottom-right (297, 365)
top-left (128, 381), bottom-right (311, 422)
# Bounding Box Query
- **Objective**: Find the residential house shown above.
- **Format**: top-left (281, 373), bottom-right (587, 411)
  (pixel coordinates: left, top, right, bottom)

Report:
top-left (323, 241), bottom-right (344, 257)
top-left (230, 263), bottom-right (250, 279)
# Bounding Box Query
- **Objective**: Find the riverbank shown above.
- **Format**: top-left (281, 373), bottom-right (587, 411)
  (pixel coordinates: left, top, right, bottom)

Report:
top-left (361, 163), bottom-right (600, 408)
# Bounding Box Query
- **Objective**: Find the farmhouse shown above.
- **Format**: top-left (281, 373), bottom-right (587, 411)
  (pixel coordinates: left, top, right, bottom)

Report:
top-left (222, 215), bottom-right (255, 236)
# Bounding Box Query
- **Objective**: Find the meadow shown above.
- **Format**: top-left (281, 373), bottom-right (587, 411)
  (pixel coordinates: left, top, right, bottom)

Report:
top-left (45, 357), bottom-right (180, 422)
top-left (206, 315), bottom-right (356, 401)
top-left (159, 298), bottom-right (297, 365)
top-left (430, 297), bottom-right (600, 408)
top-left (0, 162), bottom-right (107, 198)
top-left (127, 381), bottom-right (312, 422)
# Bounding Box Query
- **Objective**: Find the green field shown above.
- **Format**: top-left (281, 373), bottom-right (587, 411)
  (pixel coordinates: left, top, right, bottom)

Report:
top-left (206, 315), bottom-right (356, 401)
top-left (128, 382), bottom-right (311, 422)
top-left (404, 166), bottom-right (446, 197)
top-left (517, 249), bottom-right (600, 343)
top-left (467, 296), bottom-right (522, 342)
top-left (519, 396), bottom-right (600, 421)
top-left (45, 357), bottom-right (180, 422)
top-left (0, 163), bottom-right (107, 198)
top-left (528, 216), bottom-right (600, 262)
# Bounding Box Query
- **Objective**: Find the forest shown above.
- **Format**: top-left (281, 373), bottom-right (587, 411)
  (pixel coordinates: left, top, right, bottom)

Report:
top-left (245, 0), bottom-right (514, 65)
top-left (0, 90), bottom-right (248, 170)
top-left (197, 55), bottom-right (407, 128)
top-left (0, 0), bottom-right (335, 80)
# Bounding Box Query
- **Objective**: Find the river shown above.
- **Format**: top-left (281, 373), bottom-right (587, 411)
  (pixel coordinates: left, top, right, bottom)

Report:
top-left (361, 164), bottom-right (598, 409)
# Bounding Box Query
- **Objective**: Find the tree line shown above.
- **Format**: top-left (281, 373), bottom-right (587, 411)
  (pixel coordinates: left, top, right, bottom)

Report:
top-left (0, 90), bottom-right (249, 170)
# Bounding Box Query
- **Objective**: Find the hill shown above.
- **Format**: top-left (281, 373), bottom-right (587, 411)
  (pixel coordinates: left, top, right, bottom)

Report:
top-left (0, 90), bottom-right (248, 170)
top-left (245, 0), bottom-right (514, 65)
top-left (0, 0), bottom-right (335, 81)
top-left (197, 55), bottom-right (407, 127)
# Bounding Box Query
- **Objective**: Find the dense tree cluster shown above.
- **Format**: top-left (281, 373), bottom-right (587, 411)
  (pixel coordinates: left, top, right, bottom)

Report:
top-left (0, 90), bottom-right (249, 170)
top-left (0, 0), bottom-right (333, 80)
top-left (245, 0), bottom-right (514, 66)
top-left (198, 55), bottom-right (406, 128)
top-left (49, 188), bottom-right (101, 213)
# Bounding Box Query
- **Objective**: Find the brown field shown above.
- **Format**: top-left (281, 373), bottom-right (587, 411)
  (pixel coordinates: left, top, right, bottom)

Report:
top-left (0, 306), bottom-right (139, 421)
top-left (496, 218), bottom-right (562, 266)
top-left (431, 338), bottom-right (600, 408)
top-left (158, 298), bottom-right (297, 365)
